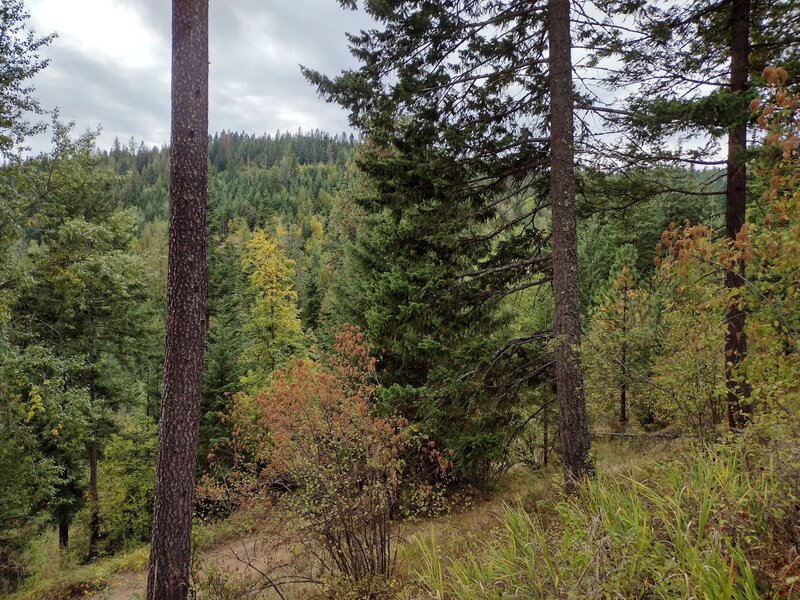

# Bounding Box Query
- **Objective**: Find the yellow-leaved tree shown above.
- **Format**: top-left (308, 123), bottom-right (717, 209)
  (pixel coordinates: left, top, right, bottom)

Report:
top-left (643, 67), bottom-right (800, 432)
top-left (240, 229), bottom-right (305, 390)
top-left (744, 67), bottom-right (800, 414)
top-left (650, 225), bottom-right (728, 432)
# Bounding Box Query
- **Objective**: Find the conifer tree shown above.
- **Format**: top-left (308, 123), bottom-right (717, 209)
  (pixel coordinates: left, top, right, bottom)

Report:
top-left (200, 226), bottom-right (249, 472)
top-left (587, 0), bottom-right (800, 427)
top-left (15, 126), bottom-right (151, 558)
top-left (147, 0), bottom-right (208, 597)
top-left (548, 0), bottom-right (591, 487)
top-left (0, 6), bottom-right (58, 576)
top-left (584, 246), bottom-right (653, 426)
top-left (304, 0), bottom-right (591, 488)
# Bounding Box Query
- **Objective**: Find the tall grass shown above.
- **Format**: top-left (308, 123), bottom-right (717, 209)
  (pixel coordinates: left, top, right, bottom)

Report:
top-left (418, 440), bottom-right (798, 599)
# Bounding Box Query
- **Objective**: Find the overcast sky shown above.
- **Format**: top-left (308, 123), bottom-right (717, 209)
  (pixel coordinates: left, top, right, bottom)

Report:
top-left (25, 0), bottom-right (373, 153)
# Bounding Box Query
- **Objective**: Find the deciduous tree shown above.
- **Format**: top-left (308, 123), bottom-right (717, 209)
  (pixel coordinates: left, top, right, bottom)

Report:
top-left (587, 0), bottom-right (800, 427)
top-left (239, 228), bottom-right (305, 389)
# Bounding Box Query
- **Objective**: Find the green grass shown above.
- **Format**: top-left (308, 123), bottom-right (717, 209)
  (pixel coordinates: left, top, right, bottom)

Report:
top-left (3, 506), bottom-right (262, 600)
top-left (417, 440), bottom-right (799, 599)
top-left (4, 531), bottom-right (149, 600)
top-left (8, 434), bottom-right (797, 599)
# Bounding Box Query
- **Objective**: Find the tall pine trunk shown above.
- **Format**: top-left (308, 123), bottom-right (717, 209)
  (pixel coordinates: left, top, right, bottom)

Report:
top-left (548, 0), bottom-right (591, 493)
top-left (725, 0), bottom-right (751, 429)
top-left (146, 1), bottom-right (208, 598)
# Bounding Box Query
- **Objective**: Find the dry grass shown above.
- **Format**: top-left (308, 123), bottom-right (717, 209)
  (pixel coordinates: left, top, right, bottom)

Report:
top-left (3, 437), bottom-right (686, 600)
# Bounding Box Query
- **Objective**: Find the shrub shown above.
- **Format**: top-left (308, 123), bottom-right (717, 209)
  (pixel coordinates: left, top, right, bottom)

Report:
top-left (196, 391), bottom-right (273, 519)
top-left (235, 325), bottom-right (406, 594)
top-left (96, 416), bottom-right (156, 554)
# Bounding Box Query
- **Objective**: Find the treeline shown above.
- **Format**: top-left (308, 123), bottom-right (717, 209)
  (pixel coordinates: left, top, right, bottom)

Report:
top-left (103, 129), bottom-right (356, 224)
top-left (0, 124), bottom-right (361, 588)
top-left (108, 128), bottom-right (355, 175)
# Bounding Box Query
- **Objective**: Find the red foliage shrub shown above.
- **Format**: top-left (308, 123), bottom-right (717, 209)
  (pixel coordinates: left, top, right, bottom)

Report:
top-left (256, 325), bottom-right (404, 583)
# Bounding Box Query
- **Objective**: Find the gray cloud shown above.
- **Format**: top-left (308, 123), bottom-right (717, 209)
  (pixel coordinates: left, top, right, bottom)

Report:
top-left (27, 0), bottom-right (373, 153)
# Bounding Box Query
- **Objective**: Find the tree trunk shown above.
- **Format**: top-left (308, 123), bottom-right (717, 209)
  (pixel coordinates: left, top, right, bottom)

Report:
top-left (146, 1), bottom-right (209, 598)
top-left (620, 287), bottom-right (628, 425)
top-left (87, 367), bottom-right (99, 562)
top-left (86, 437), bottom-right (99, 561)
top-left (58, 515), bottom-right (69, 550)
top-left (725, 0), bottom-right (751, 429)
top-left (548, 0), bottom-right (591, 493)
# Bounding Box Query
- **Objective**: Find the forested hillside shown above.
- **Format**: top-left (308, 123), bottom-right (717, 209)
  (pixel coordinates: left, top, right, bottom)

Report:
top-left (1, 0), bottom-right (799, 598)
top-left (0, 125), bottom-right (359, 579)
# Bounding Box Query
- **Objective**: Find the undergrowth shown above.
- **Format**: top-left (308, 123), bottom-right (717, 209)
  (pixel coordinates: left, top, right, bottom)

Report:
top-left (418, 424), bottom-right (800, 599)
top-left (3, 508), bottom-right (260, 600)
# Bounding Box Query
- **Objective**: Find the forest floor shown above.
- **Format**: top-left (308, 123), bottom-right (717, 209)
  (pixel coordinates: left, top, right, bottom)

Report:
top-left (6, 438), bottom-right (674, 600)
top-left (90, 531), bottom-right (279, 600)
top-left (88, 483), bottom-right (526, 600)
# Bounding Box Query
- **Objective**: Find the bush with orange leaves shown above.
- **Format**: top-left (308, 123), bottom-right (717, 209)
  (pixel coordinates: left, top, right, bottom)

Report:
top-left (253, 324), bottom-right (405, 589)
top-left (645, 68), bottom-right (800, 431)
top-left (746, 67), bottom-right (800, 414)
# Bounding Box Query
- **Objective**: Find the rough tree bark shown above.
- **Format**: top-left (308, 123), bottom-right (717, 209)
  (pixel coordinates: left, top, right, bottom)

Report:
top-left (146, 1), bottom-right (208, 598)
top-left (725, 0), bottom-right (751, 429)
top-left (548, 0), bottom-right (592, 493)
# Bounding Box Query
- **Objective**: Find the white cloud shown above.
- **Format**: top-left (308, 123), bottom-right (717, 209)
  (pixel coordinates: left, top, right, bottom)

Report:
top-left (23, 0), bottom-right (373, 153)
top-left (28, 0), bottom-right (164, 70)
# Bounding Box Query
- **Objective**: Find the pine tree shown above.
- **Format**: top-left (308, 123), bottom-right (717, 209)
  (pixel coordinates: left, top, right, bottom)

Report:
top-left (147, 0), bottom-right (209, 597)
top-left (0, 7), bottom-right (58, 574)
top-left (199, 226), bottom-right (249, 472)
top-left (587, 0), bottom-right (800, 428)
top-left (15, 126), bottom-right (151, 558)
top-left (303, 0), bottom-right (591, 487)
top-left (584, 246), bottom-right (653, 427)
top-left (548, 0), bottom-right (591, 487)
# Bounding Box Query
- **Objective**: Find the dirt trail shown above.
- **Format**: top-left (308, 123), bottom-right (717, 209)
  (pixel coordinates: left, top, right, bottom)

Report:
top-left (92, 533), bottom-right (278, 600)
top-left (91, 495), bottom-right (508, 600)
top-left (92, 568), bottom-right (145, 600)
